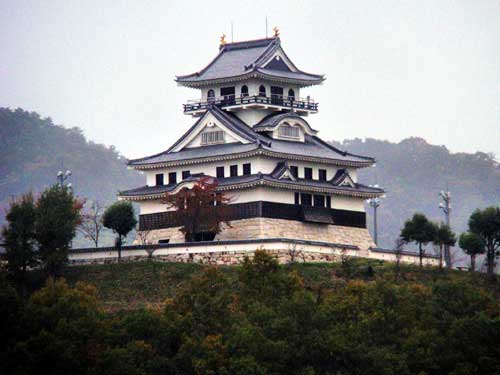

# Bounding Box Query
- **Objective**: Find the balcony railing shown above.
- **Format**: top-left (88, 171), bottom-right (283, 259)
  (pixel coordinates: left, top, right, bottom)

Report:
top-left (183, 94), bottom-right (319, 113)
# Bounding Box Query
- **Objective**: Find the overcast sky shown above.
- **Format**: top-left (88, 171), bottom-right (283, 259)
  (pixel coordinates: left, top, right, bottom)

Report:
top-left (1, 0), bottom-right (499, 159)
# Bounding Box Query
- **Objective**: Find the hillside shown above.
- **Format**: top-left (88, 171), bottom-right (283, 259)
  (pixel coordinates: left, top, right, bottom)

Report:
top-left (332, 138), bottom-right (500, 262)
top-left (3, 257), bottom-right (500, 374)
top-left (0, 107), bottom-right (143, 243)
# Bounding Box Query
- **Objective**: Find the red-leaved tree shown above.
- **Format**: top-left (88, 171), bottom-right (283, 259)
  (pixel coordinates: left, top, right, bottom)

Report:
top-left (162, 177), bottom-right (233, 242)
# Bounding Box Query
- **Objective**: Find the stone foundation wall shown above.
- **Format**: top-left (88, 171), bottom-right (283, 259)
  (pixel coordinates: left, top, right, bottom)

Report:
top-left (139, 218), bottom-right (375, 253)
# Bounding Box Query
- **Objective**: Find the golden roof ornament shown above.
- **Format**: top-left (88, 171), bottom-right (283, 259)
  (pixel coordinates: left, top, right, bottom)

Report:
top-left (273, 26), bottom-right (280, 37)
top-left (220, 34), bottom-right (227, 45)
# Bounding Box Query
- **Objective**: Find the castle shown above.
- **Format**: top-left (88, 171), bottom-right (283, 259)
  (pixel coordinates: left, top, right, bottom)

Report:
top-left (116, 34), bottom-right (435, 265)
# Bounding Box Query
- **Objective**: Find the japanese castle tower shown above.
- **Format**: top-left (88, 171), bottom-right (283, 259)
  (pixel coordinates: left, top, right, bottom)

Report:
top-left (119, 34), bottom-right (391, 260)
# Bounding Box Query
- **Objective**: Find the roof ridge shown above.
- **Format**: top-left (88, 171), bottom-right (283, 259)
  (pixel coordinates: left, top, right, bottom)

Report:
top-left (221, 37), bottom-right (277, 51)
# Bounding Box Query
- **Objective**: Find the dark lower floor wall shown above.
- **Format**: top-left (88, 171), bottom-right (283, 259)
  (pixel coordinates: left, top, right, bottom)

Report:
top-left (139, 201), bottom-right (366, 231)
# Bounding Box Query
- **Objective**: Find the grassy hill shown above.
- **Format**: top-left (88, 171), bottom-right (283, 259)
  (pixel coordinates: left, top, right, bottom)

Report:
top-left (3, 257), bottom-right (500, 374)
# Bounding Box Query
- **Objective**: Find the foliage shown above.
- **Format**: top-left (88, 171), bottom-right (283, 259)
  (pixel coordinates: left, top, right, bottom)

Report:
top-left (2, 256), bottom-right (500, 374)
top-left (459, 232), bottom-right (486, 272)
top-left (468, 206), bottom-right (500, 275)
top-left (102, 201), bottom-right (137, 259)
top-left (331, 138), bottom-right (500, 257)
top-left (401, 213), bottom-right (437, 267)
top-left (1, 192), bottom-right (38, 280)
top-left (35, 185), bottom-right (82, 276)
top-left (162, 176), bottom-right (232, 242)
top-left (433, 222), bottom-right (456, 269)
top-left (0, 107), bottom-right (143, 246)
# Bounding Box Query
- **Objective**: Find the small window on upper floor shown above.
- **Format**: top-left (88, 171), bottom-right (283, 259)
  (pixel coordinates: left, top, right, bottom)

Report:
top-left (207, 89), bottom-right (215, 103)
top-left (155, 173), bottom-right (164, 186)
top-left (290, 166), bottom-right (298, 178)
top-left (202, 130), bottom-right (225, 145)
top-left (288, 89), bottom-right (295, 101)
top-left (304, 167), bottom-right (313, 180)
top-left (259, 85), bottom-right (266, 97)
top-left (182, 170), bottom-right (191, 180)
top-left (243, 163), bottom-right (251, 175)
top-left (241, 85), bottom-right (249, 97)
top-left (168, 172), bottom-right (177, 185)
top-left (319, 169), bottom-right (327, 181)
top-left (279, 123), bottom-right (300, 139)
top-left (216, 166), bottom-right (225, 178)
top-left (230, 165), bottom-right (238, 177)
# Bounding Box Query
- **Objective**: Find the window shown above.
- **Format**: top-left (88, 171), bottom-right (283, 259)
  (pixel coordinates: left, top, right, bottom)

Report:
top-left (182, 170), bottom-right (190, 180)
top-left (230, 165), bottom-right (238, 177)
top-left (314, 195), bottom-right (325, 207)
top-left (279, 123), bottom-right (300, 138)
top-left (290, 165), bottom-right (298, 178)
top-left (288, 89), bottom-right (295, 101)
top-left (271, 86), bottom-right (284, 105)
top-left (294, 192), bottom-right (300, 205)
top-left (216, 166), bottom-right (225, 178)
top-left (220, 86), bottom-right (235, 105)
top-left (300, 193), bottom-right (312, 206)
top-left (319, 169), bottom-right (327, 181)
top-left (259, 85), bottom-right (266, 97)
top-left (155, 173), bottom-right (164, 186)
top-left (168, 172), bottom-right (177, 185)
top-left (304, 167), bottom-right (313, 180)
top-left (241, 85), bottom-right (249, 97)
top-left (243, 163), bottom-right (251, 175)
top-left (326, 196), bottom-right (331, 208)
top-left (202, 130), bottom-right (225, 145)
top-left (158, 239), bottom-right (170, 244)
top-left (207, 89), bottom-right (215, 103)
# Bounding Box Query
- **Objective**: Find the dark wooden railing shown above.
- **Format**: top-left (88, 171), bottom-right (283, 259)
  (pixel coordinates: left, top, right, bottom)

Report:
top-left (183, 95), bottom-right (319, 113)
top-left (139, 201), bottom-right (366, 231)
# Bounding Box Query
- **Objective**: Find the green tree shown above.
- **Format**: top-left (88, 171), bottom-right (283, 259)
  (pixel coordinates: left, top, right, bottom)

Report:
top-left (35, 185), bottom-right (82, 276)
top-left (433, 222), bottom-right (456, 269)
top-left (102, 201), bottom-right (137, 260)
top-left (401, 213), bottom-right (437, 268)
top-left (468, 207), bottom-right (500, 275)
top-left (1, 193), bottom-right (38, 281)
top-left (459, 232), bottom-right (486, 272)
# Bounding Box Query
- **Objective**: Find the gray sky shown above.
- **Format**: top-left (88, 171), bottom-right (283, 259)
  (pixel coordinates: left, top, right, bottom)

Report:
top-left (1, 0), bottom-right (499, 159)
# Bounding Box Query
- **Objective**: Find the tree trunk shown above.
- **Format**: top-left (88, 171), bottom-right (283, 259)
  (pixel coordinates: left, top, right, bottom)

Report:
top-left (117, 235), bottom-right (122, 261)
top-left (487, 247), bottom-right (494, 275)
top-left (470, 254), bottom-right (476, 272)
top-left (439, 244), bottom-right (443, 270)
top-left (419, 243), bottom-right (423, 268)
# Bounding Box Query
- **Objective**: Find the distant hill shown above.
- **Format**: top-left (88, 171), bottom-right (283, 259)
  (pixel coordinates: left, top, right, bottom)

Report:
top-left (0, 107), bottom-right (143, 244)
top-left (331, 137), bottom-right (500, 263)
top-left (2, 108), bottom-right (499, 260)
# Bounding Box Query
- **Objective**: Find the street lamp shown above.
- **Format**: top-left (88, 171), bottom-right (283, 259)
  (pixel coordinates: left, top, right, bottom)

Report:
top-left (439, 190), bottom-right (451, 266)
top-left (367, 196), bottom-right (382, 246)
top-left (57, 170), bottom-right (72, 188)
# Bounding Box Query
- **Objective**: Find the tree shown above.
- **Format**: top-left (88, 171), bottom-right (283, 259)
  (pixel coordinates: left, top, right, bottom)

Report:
top-left (102, 201), bottom-right (137, 260)
top-left (162, 176), bottom-right (232, 242)
top-left (78, 200), bottom-right (105, 248)
top-left (400, 213), bottom-right (436, 268)
top-left (433, 222), bottom-right (456, 269)
top-left (394, 237), bottom-right (405, 278)
top-left (459, 232), bottom-right (486, 272)
top-left (1, 193), bottom-right (38, 281)
top-left (35, 185), bottom-right (82, 276)
top-left (468, 207), bottom-right (500, 275)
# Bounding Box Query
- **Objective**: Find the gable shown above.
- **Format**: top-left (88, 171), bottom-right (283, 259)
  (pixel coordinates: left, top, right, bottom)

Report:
top-left (264, 55), bottom-right (293, 72)
top-left (171, 112), bottom-right (251, 152)
top-left (262, 47), bottom-right (298, 72)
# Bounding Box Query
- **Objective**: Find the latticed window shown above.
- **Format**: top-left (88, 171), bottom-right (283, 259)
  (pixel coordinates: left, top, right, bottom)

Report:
top-left (202, 130), bottom-right (225, 144)
top-left (279, 124), bottom-right (300, 138)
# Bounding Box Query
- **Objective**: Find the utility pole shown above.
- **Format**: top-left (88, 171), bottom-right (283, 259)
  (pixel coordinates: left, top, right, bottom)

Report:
top-left (439, 190), bottom-right (451, 267)
top-left (57, 170), bottom-right (73, 191)
top-left (367, 196), bottom-right (381, 246)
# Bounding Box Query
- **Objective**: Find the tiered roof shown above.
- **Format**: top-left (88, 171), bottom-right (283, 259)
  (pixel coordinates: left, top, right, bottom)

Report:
top-left (127, 106), bottom-right (374, 169)
top-left (176, 37), bottom-right (324, 87)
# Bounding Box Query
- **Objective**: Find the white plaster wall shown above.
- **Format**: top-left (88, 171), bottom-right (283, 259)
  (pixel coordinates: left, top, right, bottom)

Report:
top-left (145, 157), bottom-right (359, 187)
top-left (227, 187), bottom-right (295, 204)
top-left (140, 200), bottom-right (168, 214)
top-left (331, 196), bottom-right (365, 212)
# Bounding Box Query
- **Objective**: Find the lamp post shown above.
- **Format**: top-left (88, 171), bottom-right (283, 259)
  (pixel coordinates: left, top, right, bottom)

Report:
top-left (439, 190), bottom-right (451, 267)
top-left (367, 194), bottom-right (381, 246)
top-left (57, 170), bottom-right (72, 191)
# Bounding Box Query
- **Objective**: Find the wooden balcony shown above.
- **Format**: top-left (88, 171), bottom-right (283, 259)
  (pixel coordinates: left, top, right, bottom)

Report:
top-left (183, 94), bottom-right (319, 116)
